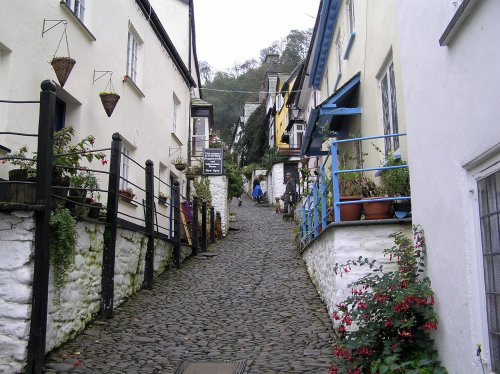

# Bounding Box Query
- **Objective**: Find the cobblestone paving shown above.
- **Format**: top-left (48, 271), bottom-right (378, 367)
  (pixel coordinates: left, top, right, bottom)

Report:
top-left (44, 196), bottom-right (335, 373)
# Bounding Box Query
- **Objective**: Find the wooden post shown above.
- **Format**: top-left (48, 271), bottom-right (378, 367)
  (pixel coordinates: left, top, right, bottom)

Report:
top-left (101, 133), bottom-right (121, 319)
top-left (210, 206), bottom-right (215, 244)
top-left (173, 181), bottom-right (180, 268)
top-left (143, 159), bottom-right (155, 289)
top-left (191, 196), bottom-right (198, 256)
top-left (27, 80), bottom-right (56, 374)
top-left (201, 200), bottom-right (207, 252)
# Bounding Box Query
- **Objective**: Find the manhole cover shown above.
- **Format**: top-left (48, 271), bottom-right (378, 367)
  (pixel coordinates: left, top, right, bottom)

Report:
top-left (175, 360), bottom-right (246, 374)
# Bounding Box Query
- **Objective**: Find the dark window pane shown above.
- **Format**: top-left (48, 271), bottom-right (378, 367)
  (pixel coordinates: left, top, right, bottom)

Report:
top-left (495, 254), bottom-right (500, 293)
top-left (479, 178), bottom-right (489, 215)
top-left (486, 174), bottom-right (498, 213)
top-left (492, 215), bottom-right (500, 254)
top-left (482, 217), bottom-right (491, 254)
top-left (491, 334), bottom-right (500, 372)
top-left (484, 256), bottom-right (494, 293)
top-left (487, 294), bottom-right (497, 332)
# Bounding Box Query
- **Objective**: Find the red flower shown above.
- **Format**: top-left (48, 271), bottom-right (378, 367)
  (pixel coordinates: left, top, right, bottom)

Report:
top-left (338, 325), bottom-right (346, 333)
top-left (101, 159), bottom-right (108, 165)
top-left (329, 368), bottom-right (338, 374)
top-left (332, 313), bottom-right (341, 320)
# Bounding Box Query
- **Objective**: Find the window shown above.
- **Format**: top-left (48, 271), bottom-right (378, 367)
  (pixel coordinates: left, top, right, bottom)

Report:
top-left (54, 98), bottom-right (66, 132)
top-left (336, 34), bottom-right (343, 75)
top-left (120, 144), bottom-right (131, 191)
top-left (478, 170), bottom-right (500, 372)
top-left (347, 0), bottom-right (355, 35)
top-left (379, 60), bottom-right (399, 155)
top-left (127, 29), bottom-right (139, 83)
top-left (65, 0), bottom-right (85, 21)
top-left (276, 94), bottom-right (284, 112)
top-left (172, 94), bottom-right (180, 134)
top-left (192, 117), bottom-right (207, 157)
top-left (291, 123), bottom-right (304, 149)
top-left (269, 119), bottom-right (275, 148)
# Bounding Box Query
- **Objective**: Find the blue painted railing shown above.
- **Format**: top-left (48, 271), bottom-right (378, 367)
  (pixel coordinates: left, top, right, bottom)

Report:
top-left (299, 133), bottom-right (409, 248)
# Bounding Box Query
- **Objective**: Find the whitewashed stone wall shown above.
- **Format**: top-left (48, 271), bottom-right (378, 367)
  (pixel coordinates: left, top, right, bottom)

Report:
top-left (0, 211), bottom-right (35, 374)
top-left (208, 176), bottom-right (229, 235)
top-left (268, 163), bottom-right (285, 208)
top-left (303, 224), bottom-right (411, 316)
top-left (0, 211), bottom-right (182, 373)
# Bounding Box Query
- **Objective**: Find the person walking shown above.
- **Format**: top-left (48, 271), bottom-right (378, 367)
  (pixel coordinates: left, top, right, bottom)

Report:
top-left (283, 172), bottom-right (296, 214)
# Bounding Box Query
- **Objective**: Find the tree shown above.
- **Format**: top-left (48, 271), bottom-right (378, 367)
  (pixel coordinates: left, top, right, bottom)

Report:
top-left (237, 103), bottom-right (267, 165)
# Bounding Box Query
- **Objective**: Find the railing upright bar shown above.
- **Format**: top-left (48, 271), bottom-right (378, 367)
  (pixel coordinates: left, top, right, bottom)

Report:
top-left (331, 141), bottom-right (341, 223)
top-left (201, 200), bottom-right (207, 252)
top-left (101, 133), bottom-right (122, 319)
top-left (143, 159), bottom-right (155, 289)
top-left (313, 182), bottom-right (318, 238)
top-left (27, 80), bottom-right (56, 374)
top-left (320, 165), bottom-right (327, 230)
top-left (210, 206), bottom-right (215, 244)
top-left (173, 181), bottom-right (181, 269)
top-left (191, 196), bottom-right (199, 256)
top-left (302, 204), bottom-right (307, 244)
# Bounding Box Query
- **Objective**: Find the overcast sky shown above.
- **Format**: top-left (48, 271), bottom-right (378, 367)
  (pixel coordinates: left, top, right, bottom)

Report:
top-left (194, 0), bottom-right (320, 72)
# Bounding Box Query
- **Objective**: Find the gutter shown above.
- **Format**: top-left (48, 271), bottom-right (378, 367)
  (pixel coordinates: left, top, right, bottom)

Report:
top-left (135, 0), bottom-right (197, 88)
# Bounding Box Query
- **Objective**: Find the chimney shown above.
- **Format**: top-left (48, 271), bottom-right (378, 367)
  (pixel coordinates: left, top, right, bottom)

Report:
top-left (264, 54), bottom-right (280, 78)
top-left (258, 81), bottom-right (266, 103)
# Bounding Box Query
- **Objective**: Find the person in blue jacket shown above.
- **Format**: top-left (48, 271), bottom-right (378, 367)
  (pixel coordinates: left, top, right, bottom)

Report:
top-left (252, 180), bottom-right (264, 202)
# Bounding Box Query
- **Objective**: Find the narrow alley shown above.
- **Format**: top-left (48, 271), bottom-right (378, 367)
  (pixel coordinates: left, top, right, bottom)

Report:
top-left (44, 197), bottom-right (335, 374)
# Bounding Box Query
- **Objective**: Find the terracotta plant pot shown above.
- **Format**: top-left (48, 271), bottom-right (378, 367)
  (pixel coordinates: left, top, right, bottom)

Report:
top-left (99, 92), bottom-right (120, 117)
top-left (362, 198), bottom-right (393, 220)
top-left (339, 196), bottom-right (363, 221)
top-left (51, 57), bottom-right (76, 87)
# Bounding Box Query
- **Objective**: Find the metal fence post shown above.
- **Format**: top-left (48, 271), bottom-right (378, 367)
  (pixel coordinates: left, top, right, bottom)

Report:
top-left (313, 181), bottom-right (318, 238)
top-left (143, 159), bottom-right (155, 289)
top-left (27, 80), bottom-right (56, 374)
top-left (173, 181), bottom-right (180, 268)
top-left (201, 200), bottom-right (207, 252)
top-left (210, 206), bottom-right (215, 243)
top-left (331, 141), bottom-right (341, 223)
top-left (191, 196), bottom-right (199, 256)
top-left (101, 133), bottom-right (122, 319)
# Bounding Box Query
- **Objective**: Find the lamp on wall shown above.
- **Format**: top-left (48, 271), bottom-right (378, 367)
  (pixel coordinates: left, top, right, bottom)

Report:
top-left (291, 106), bottom-right (300, 120)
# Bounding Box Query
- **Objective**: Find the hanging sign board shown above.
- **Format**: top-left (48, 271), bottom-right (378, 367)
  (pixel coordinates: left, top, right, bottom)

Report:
top-left (203, 148), bottom-right (223, 175)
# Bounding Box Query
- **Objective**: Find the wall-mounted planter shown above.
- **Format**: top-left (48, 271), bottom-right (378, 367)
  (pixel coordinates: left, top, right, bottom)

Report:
top-left (51, 57), bottom-right (76, 87)
top-left (99, 92), bottom-right (120, 117)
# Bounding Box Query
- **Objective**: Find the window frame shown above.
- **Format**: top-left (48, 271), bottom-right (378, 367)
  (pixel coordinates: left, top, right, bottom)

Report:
top-left (120, 143), bottom-right (132, 191)
top-left (172, 93), bottom-right (180, 135)
top-left (65, 0), bottom-right (86, 22)
top-left (477, 169), bottom-right (500, 372)
top-left (378, 59), bottom-right (400, 156)
top-left (191, 117), bottom-right (208, 157)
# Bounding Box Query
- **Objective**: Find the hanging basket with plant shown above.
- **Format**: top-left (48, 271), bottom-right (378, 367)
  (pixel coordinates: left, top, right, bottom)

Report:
top-left (97, 71), bottom-right (120, 117)
top-left (172, 156), bottom-right (188, 171)
top-left (44, 20), bottom-right (75, 87)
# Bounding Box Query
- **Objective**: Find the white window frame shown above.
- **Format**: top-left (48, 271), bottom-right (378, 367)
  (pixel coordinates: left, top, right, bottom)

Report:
top-left (378, 59), bottom-right (399, 156)
top-left (191, 117), bottom-right (208, 157)
top-left (292, 122), bottom-right (304, 149)
top-left (334, 33), bottom-right (343, 90)
top-left (66, 0), bottom-right (86, 21)
top-left (172, 93), bottom-right (180, 135)
top-left (120, 144), bottom-right (131, 191)
top-left (127, 28), bottom-right (140, 84)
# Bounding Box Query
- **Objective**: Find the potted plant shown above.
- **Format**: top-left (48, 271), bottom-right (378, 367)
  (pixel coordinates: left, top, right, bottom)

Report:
top-left (172, 156), bottom-right (188, 171)
top-left (99, 91), bottom-right (120, 117)
top-left (2, 146), bottom-right (37, 204)
top-left (119, 187), bottom-right (135, 203)
top-left (380, 152), bottom-right (411, 213)
top-left (158, 191), bottom-right (168, 205)
top-left (185, 165), bottom-right (200, 180)
top-left (361, 183), bottom-right (393, 220)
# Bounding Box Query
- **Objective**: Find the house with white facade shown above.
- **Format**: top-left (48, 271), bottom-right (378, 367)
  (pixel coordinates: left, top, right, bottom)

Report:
top-left (397, 1), bottom-right (500, 372)
top-left (0, 0), bottom-right (203, 223)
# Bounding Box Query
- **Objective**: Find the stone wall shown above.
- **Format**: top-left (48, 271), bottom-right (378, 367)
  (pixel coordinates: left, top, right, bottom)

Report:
top-left (303, 223), bottom-right (411, 315)
top-left (0, 210), bottom-right (185, 373)
top-left (0, 211), bottom-right (35, 374)
top-left (208, 176), bottom-right (229, 235)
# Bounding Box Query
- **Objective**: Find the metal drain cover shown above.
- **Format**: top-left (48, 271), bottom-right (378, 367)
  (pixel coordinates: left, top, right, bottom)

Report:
top-left (175, 360), bottom-right (246, 374)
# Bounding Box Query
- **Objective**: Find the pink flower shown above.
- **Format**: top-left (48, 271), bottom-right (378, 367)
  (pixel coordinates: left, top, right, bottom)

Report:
top-left (101, 159), bottom-right (108, 166)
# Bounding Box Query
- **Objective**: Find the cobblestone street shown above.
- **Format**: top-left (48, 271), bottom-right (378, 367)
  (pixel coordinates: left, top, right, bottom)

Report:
top-left (44, 196), bottom-right (335, 373)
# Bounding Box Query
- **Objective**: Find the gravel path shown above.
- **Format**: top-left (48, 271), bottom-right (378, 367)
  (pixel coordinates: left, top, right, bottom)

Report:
top-left (44, 196), bottom-right (335, 373)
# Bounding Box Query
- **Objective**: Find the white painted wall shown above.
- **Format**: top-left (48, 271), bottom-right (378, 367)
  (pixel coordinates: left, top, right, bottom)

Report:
top-left (303, 224), bottom-right (409, 316)
top-left (0, 210), bottom-right (189, 372)
top-left (0, 211), bottom-right (34, 374)
top-left (208, 175), bottom-right (229, 235)
top-left (267, 163), bottom-right (285, 208)
top-left (397, 1), bottom-right (500, 372)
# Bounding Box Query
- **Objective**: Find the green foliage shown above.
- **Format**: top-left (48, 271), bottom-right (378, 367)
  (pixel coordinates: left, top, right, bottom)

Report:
top-left (242, 164), bottom-right (256, 181)
top-left (49, 209), bottom-right (77, 294)
top-left (201, 29), bottom-right (312, 143)
top-left (380, 153), bottom-right (411, 197)
top-left (330, 226), bottom-right (447, 374)
top-left (237, 103), bottom-right (268, 164)
top-left (224, 155), bottom-right (244, 201)
top-left (193, 176), bottom-right (212, 203)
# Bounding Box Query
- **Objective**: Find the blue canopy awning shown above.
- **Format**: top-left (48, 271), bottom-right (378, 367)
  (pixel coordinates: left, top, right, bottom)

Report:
top-left (300, 73), bottom-right (361, 157)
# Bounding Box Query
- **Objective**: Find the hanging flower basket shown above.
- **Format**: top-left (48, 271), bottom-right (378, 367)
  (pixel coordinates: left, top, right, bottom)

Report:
top-left (99, 92), bottom-right (120, 117)
top-left (51, 57), bottom-right (76, 87)
top-left (174, 162), bottom-right (187, 171)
